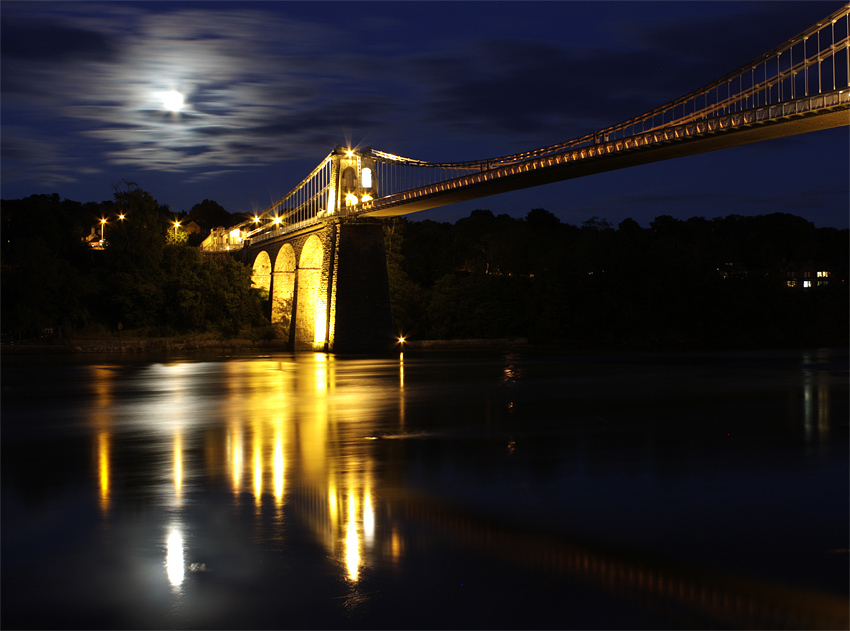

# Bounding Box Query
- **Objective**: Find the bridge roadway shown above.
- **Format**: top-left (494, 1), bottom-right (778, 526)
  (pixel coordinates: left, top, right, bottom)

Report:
top-left (357, 93), bottom-right (849, 217)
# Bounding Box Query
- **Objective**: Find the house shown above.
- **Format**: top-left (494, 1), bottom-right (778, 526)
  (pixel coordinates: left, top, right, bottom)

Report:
top-left (782, 263), bottom-right (830, 289)
top-left (82, 225), bottom-right (105, 249)
top-left (201, 226), bottom-right (248, 252)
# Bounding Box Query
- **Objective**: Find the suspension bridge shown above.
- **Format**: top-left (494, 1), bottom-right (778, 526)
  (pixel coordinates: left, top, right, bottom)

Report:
top-left (203, 5), bottom-right (849, 352)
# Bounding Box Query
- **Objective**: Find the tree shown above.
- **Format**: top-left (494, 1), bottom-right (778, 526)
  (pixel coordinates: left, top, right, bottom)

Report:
top-left (188, 199), bottom-right (238, 228)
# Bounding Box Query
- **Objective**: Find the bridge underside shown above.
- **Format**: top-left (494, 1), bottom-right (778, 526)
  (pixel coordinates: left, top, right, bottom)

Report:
top-left (361, 105), bottom-right (848, 217)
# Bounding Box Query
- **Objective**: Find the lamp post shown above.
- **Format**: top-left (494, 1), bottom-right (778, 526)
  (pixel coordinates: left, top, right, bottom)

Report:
top-left (100, 218), bottom-right (107, 243)
top-left (173, 220), bottom-right (180, 240)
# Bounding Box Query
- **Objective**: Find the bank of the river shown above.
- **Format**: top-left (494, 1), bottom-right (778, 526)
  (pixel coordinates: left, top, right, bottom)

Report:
top-left (1, 337), bottom-right (290, 354)
top-left (1, 337), bottom-right (532, 354)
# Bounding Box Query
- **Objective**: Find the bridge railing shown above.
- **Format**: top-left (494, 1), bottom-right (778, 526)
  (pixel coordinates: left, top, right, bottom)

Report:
top-left (240, 4), bottom-right (848, 232)
top-left (370, 4), bottom-right (848, 177)
top-left (241, 153), bottom-right (336, 241)
top-left (602, 4), bottom-right (849, 142)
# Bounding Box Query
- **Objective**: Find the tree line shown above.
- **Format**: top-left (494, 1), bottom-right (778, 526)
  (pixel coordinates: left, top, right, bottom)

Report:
top-left (1, 186), bottom-right (266, 341)
top-left (385, 209), bottom-right (848, 349)
top-left (2, 187), bottom-right (846, 349)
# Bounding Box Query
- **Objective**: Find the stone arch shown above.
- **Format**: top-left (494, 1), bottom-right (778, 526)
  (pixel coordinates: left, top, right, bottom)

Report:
top-left (294, 235), bottom-right (326, 349)
top-left (271, 244), bottom-right (296, 326)
top-left (251, 251), bottom-right (272, 295)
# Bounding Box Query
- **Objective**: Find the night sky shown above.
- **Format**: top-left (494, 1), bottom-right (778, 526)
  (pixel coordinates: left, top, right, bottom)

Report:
top-left (2, 1), bottom-right (847, 228)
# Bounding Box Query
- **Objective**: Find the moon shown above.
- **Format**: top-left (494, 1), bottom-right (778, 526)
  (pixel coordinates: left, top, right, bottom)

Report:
top-left (162, 90), bottom-right (184, 112)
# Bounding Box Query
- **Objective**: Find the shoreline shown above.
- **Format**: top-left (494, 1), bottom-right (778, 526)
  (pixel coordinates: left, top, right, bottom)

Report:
top-left (2, 337), bottom-right (846, 360)
top-left (0, 337), bottom-right (530, 355)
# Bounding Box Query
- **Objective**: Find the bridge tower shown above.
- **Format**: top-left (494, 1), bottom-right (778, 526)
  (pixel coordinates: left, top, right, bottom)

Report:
top-left (242, 146), bottom-right (393, 353)
top-left (326, 145), bottom-right (378, 216)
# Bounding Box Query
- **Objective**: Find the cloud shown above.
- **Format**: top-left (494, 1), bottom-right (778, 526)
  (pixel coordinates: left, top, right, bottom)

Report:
top-left (1, 0), bottom-right (845, 229)
top-left (1, 3), bottom-right (362, 185)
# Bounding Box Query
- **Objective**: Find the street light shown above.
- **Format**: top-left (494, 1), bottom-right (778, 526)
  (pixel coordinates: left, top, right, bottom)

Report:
top-left (173, 219), bottom-right (180, 239)
top-left (100, 218), bottom-right (107, 242)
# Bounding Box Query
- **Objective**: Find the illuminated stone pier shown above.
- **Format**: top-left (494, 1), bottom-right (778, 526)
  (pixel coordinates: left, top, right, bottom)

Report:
top-left (242, 218), bottom-right (394, 352)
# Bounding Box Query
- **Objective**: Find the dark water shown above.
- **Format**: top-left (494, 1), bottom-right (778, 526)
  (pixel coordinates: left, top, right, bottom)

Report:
top-left (2, 349), bottom-right (848, 630)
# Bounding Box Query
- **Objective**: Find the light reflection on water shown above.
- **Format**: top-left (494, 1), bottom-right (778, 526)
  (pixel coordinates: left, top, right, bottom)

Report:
top-left (89, 353), bottom-right (401, 592)
top-left (1, 350), bottom-right (848, 629)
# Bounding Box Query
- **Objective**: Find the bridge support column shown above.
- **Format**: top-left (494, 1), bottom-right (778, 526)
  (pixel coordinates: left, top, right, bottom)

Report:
top-left (328, 221), bottom-right (394, 353)
top-left (273, 220), bottom-right (392, 353)
top-left (245, 219), bottom-right (394, 353)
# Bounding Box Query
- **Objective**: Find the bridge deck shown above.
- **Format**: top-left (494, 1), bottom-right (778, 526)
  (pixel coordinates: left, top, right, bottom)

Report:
top-left (359, 97), bottom-right (849, 217)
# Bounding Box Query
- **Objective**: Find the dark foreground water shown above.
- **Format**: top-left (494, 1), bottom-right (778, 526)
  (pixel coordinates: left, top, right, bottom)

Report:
top-left (2, 348), bottom-right (848, 630)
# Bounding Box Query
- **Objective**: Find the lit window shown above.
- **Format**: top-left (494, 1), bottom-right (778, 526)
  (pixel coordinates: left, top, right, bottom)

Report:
top-left (817, 271), bottom-right (829, 278)
top-left (361, 168), bottom-right (372, 189)
top-left (803, 280), bottom-right (812, 288)
top-left (786, 280), bottom-right (796, 288)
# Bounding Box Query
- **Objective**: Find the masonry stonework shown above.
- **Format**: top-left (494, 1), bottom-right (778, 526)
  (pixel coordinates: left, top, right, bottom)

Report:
top-left (241, 219), bottom-right (394, 353)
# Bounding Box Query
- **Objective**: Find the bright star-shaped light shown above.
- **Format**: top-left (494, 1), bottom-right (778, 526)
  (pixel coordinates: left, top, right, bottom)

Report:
top-left (161, 90), bottom-right (184, 112)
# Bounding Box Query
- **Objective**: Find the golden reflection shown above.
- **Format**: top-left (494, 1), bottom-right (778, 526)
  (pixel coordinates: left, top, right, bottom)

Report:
top-left (97, 431), bottom-right (110, 514)
top-left (344, 492), bottom-right (361, 582)
top-left (273, 428), bottom-right (285, 505)
top-left (363, 490), bottom-right (375, 546)
top-left (230, 421), bottom-right (243, 497)
top-left (252, 428), bottom-right (263, 505)
top-left (315, 353), bottom-right (328, 392)
top-left (391, 526), bottom-right (403, 562)
top-left (328, 483), bottom-right (339, 527)
top-left (90, 367), bottom-right (115, 516)
top-left (105, 357), bottom-right (410, 590)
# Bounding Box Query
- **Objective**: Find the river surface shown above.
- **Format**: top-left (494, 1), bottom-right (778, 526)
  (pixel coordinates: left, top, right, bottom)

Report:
top-left (2, 348), bottom-right (848, 629)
